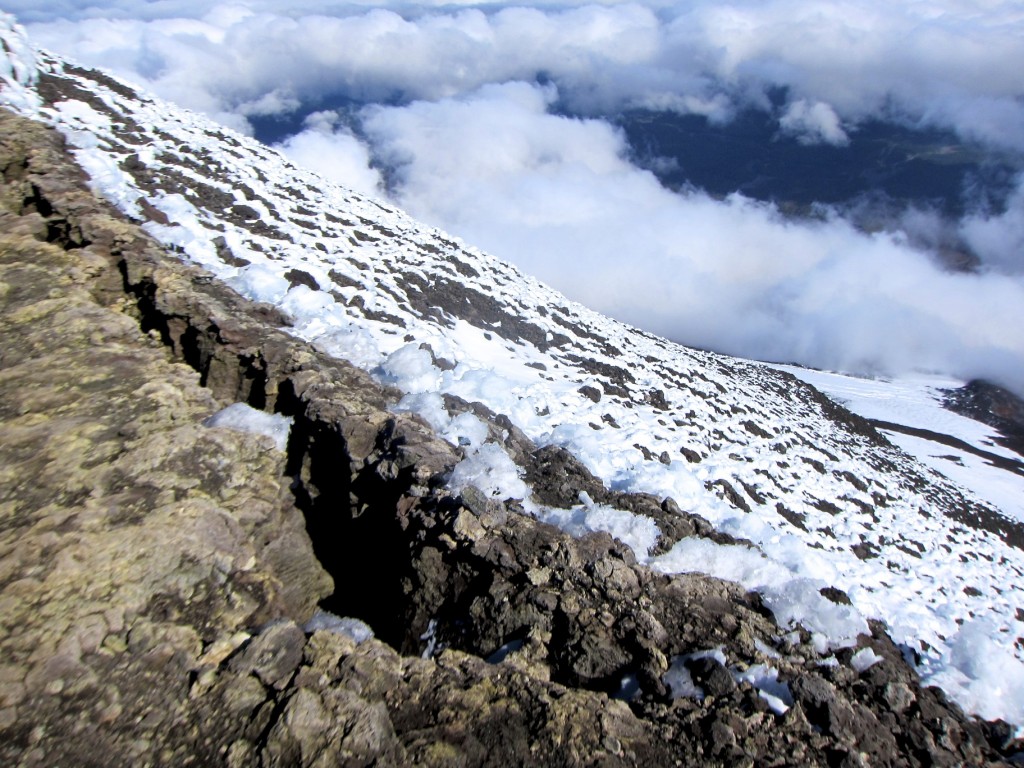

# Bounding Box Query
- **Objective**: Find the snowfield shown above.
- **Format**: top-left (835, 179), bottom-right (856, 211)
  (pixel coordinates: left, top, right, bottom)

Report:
top-left (4, 14), bottom-right (1024, 729)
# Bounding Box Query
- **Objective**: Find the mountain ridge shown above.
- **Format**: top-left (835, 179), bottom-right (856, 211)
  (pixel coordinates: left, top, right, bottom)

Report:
top-left (3, 15), bottom-right (1024, 759)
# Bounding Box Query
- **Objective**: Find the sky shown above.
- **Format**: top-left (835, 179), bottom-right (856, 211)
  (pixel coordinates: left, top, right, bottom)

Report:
top-left (9, 0), bottom-right (1024, 393)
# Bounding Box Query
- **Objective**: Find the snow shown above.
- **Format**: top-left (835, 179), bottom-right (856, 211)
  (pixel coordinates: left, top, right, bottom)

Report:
top-left (304, 611), bottom-right (374, 643)
top-left (651, 539), bottom-right (867, 649)
top-left (663, 656), bottom-right (705, 700)
top-left (851, 647), bottom-right (884, 673)
top-left (204, 403), bottom-right (293, 453)
top-left (0, 14), bottom-right (39, 113)
top-left (886, 430), bottom-right (1024, 523)
top-left (664, 649), bottom-right (794, 716)
top-left (420, 619), bottom-right (442, 659)
top-left (448, 441), bottom-right (530, 501)
top-left (664, 648), bottom-right (728, 701)
top-left (733, 664), bottom-right (794, 715)
top-left (776, 366), bottom-right (1024, 523)
top-left (536, 493), bottom-right (662, 559)
top-left (228, 264), bottom-right (292, 305)
top-left (6, 24), bottom-right (1024, 727)
top-left (923, 617), bottom-right (1024, 725)
top-left (380, 344), bottom-right (444, 394)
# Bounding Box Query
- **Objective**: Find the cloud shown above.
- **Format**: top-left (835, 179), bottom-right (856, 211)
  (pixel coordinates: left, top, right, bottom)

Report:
top-left (778, 99), bottom-right (848, 146)
top-left (273, 111), bottom-right (383, 196)
top-left (22, 2), bottom-right (1024, 150)
top-left (960, 176), bottom-right (1024, 276)
top-left (361, 82), bottom-right (1024, 390)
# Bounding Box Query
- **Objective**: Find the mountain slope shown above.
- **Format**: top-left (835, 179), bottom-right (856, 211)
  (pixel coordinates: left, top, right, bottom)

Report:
top-left (3, 15), bottom-right (1024, 736)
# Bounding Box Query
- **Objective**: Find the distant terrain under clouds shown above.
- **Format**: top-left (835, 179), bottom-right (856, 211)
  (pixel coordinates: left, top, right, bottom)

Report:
top-left (11, 0), bottom-right (1024, 393)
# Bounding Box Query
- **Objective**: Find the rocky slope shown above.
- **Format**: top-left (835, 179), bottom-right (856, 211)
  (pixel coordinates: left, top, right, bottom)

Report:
top-left (3, 94), bottom-right (1020, 768)
top-left (3, 16), bottom-right (1024, 765)
top-left (6, 18), bottom-right (1024, 676)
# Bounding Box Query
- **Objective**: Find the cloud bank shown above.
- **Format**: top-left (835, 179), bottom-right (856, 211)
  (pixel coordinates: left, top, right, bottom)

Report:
top-left (360, 82), bottom-right (1024, 387)
top-left (12, 1), bottom-right (1024, 392)
top-left (22, 1), bottom-right (1024, 150)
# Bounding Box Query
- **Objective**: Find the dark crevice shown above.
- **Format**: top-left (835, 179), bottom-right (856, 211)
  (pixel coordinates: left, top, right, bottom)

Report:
top-left (277, 382), bottom-right (415, 652)
top-left (179, 324), bottom-right (206, 383)
top-left (117, 258), bottom-right (173, 348)
top-left (113, 251), bottom-right (427, 655)
top-left (23, 182), bottom-right (53, 217)
top-left (245, 360), bottom-right (267, 410)
top-left (250, 689), bottom-right (293, 761)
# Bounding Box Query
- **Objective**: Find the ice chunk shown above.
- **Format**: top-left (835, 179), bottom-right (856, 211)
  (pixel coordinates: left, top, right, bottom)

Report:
top-left (303, 611), bottom-right (374, 644)
top-left (537, 499), bottom-right (661, 559)
top-left (205, 402), bottom-right (293, 452)
top-left (420, 619), bottom-right (441, 659)
top-left (733, 664), bottom-right (793, 715)
top-left (653, 540), bottom-right (867, 650)
top-left (378, 343), bottom-right (442, 394)
top-left (664, 656), bottom-right (704, 700)
top-left (0, 14), bottom-right (39, 110)
top-left (449, 441), bottom-right (529, 500)
top-left (486, 639), bottom-right (525, 664)
top-left (851, 647), bottom-right (884, 673)
top-left (651, 537), bottom-right (789, 587)
top-left (923, 618), bottom-right (1024, 727)
top-left (762, 578), bottom-right (867, 650)
top-left (613, 673), bottom-right (642, 701)
top-left (228, 264), bottom-right (292, 304)
top-left (445, 411), bottom-right (490, 450)
top-left (663, 648), bottom-right (728, 701)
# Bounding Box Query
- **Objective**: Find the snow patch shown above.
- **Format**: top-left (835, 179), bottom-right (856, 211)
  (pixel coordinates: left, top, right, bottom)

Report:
top-left (733, 664), bottom-right (794, 715)
top-left (535, 492), bottom-right (661, 559)
top-left (665, 648), bottom-right (793, 716)
top-left (204, 403), bottom-right (293, 452)
top-left (227, 264), bottom-right (291, 305)
top-left (652, 539), bottom-right (867, 648)
top-left (448, 441), bottom-right (529, 501)
top-left (303, 611), bottom-right (374, 643)
top-left (379, 344), bottom-right (443, 394)
top-left (922, 618), bottom-right (1024, 728)
top-left (0, 14), bottom-right (39, 112)
top-left (851, 647), bottom-right (884, 673)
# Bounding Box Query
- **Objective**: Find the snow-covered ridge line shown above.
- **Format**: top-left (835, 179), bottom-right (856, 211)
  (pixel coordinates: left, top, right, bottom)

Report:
top-left (3, 14), bottom-right (1024, 725)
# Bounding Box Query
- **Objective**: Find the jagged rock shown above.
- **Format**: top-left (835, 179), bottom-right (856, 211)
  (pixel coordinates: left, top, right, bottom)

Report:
top-left (230, 620), bottom-right (306, 690)
top-left (943, 379), bottom-right (1024, 457)
top-left (688, 657), bottom-right (737, 698)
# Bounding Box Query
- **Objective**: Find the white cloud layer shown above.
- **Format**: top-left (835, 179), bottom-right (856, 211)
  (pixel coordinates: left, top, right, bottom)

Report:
top-left (960, 180), bottom-right (1024, 277)
top-left (361, 82), bottom-right (1024, 388)
top-left (20, 1), bottom-right (1024, 149)
top-left (11, 1), bottom-right (1024, 392)
top-left (274, 111), bottom-right (383, 196)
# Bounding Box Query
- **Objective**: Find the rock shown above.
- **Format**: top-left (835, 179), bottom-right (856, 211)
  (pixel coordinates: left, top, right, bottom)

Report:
top-left (791, 676), bottom-right (857, 736)
top-left (231, 621), bottom-right (306, 689)
top-left (687, 656), bottom-right (737, 698)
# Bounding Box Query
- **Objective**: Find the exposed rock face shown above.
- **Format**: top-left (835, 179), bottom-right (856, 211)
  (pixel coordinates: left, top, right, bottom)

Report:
top-left (0, 108), bottom-right (1018, 766)
top-left (944, 379), bottom-right (1024, 458)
